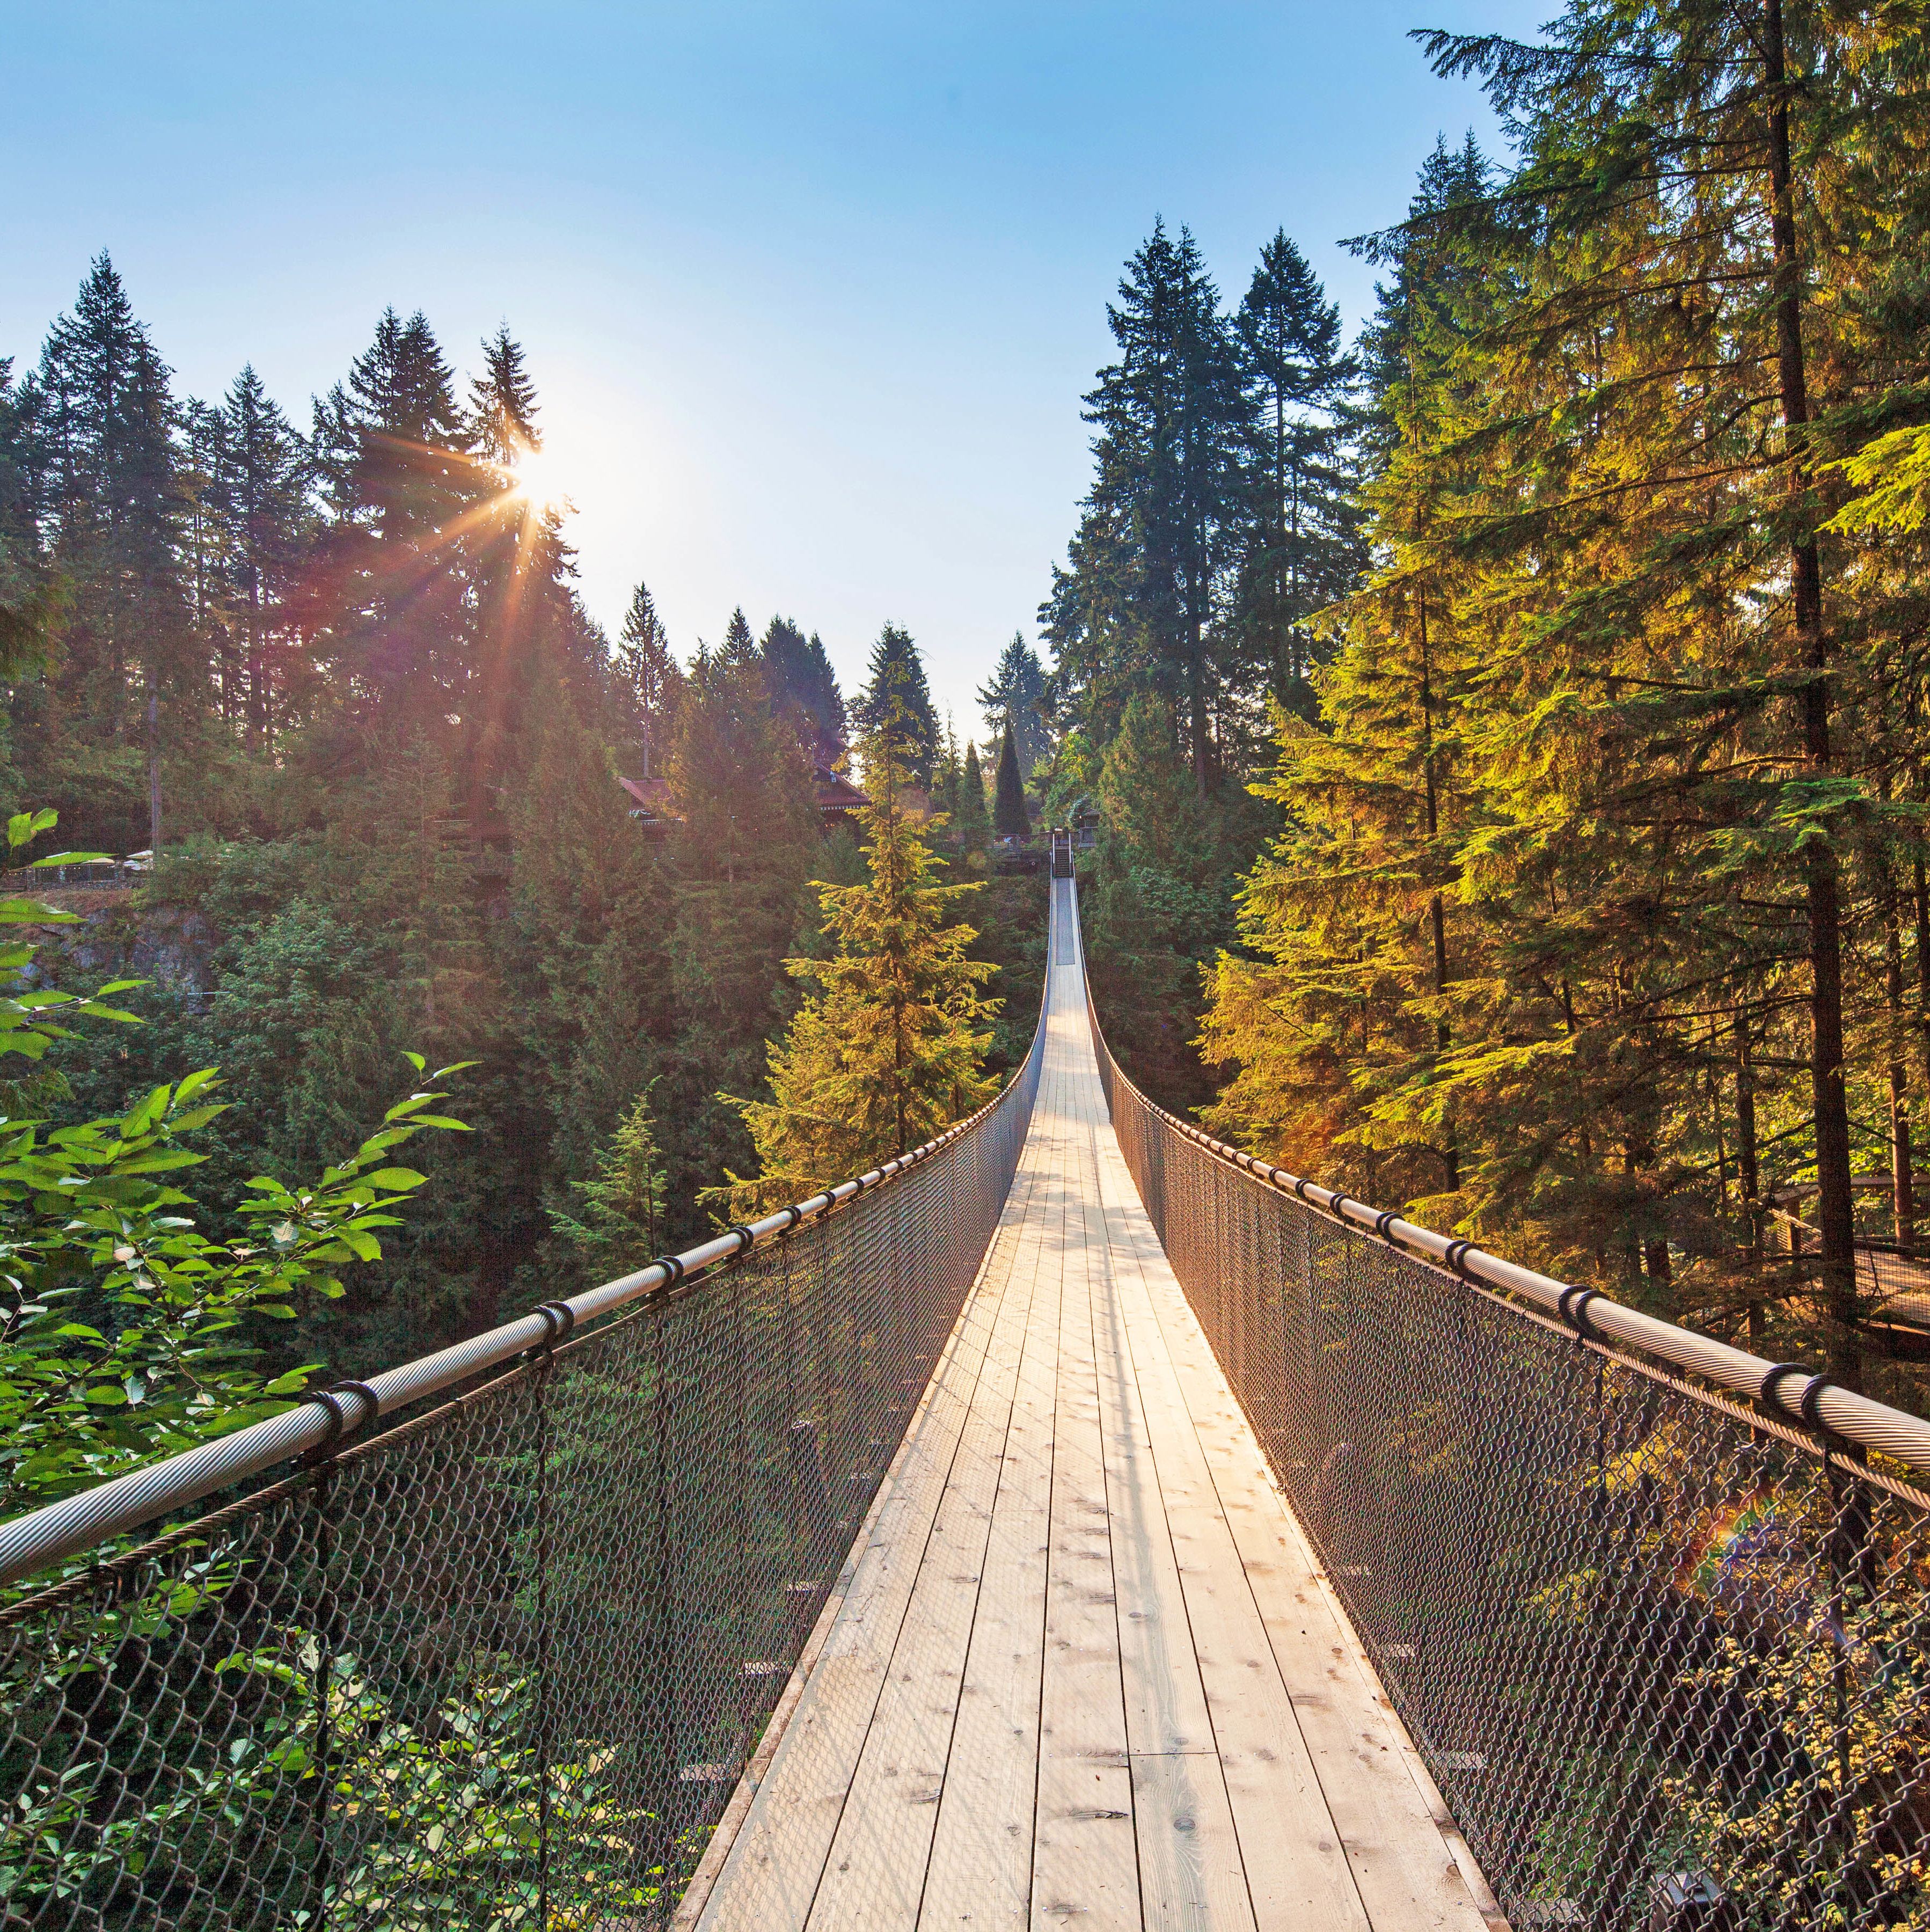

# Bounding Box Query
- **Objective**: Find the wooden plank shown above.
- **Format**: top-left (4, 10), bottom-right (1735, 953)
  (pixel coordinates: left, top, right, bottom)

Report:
top-left (917, 1102), bottom-right (1064, 1929)
top-left (1098, 1124), bottom-right (1492, 1931)
top-left (696, 1160), bottom-right (1040, 1931)
top-left (804, 1129), bottom-right (1046, 1928)
top-left (1028, 997), bottom-right (1142, 1932)
top-left (1085, 1130), bottom-right (1257, 1932)
top-left (1096, 1175), bottom-right (1373, 1929)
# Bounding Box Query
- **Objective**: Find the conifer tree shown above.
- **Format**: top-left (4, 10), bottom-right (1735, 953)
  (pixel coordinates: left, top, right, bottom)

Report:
top-left (617, 581), bottom-right (681, 777)
top-left (309, 308), bottom-right (475, 727)
top-left (761, 614), bottom-right (846, 761)
top-left (955, 741), bottom-right (990, 854)
top-left (29, 255), bottom-right (193, 850)
top-left (550, 1083), bottom-right (670, 1281)
top-left (853, 622), bottom-right (939, 782)
top-left (977, 633), bottom-right (1049, 775)
top-left (992, 720), bottom-right (1030, 838)
top-left (1044, 221), bottom-right (1247, 791)
top-left (719, 727), bottom-right (998, 1206)
top-left (209, 365), bottom-right (310, 748)
top-left (0, 358), bottom-right (48, 676)
top-left (1232, 230), bottom-right (1362, 717)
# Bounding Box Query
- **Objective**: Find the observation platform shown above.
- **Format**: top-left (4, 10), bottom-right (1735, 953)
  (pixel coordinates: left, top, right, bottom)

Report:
top-left (686, 881), bottom-right (1493, 1931)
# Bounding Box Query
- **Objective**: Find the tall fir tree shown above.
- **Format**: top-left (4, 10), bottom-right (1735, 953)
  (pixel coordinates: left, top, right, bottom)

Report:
top-left (717, 728), bottom-right (998, 1207)
top-left (977, 633), bottom-right (1049, 775)
top-left (1043, 221), bottom-right (1248, 793)
top-left (956, 740), bottom-right (990, 854)
top-left (1232, 230), bottom-right (1362, 720)
top-left (853, 621), bottom-right (939, 783)
top-left (616, 581), bottom-right (681, 777)
top-left (992, 719), bottom-right (1030, 838)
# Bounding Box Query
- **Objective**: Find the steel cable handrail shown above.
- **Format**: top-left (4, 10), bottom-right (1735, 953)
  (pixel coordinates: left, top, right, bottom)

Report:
top-left (1077, 877), bottom-right (1930, 1929)
top-left (0, 989), bottom-right (1050, 1593)
top-left (1084, 977), bottom-right (1930, 1479)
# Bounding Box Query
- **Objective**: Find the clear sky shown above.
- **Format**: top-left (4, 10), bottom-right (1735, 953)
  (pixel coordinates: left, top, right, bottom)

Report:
top-left (2, 0), bottom-right (1539, 735)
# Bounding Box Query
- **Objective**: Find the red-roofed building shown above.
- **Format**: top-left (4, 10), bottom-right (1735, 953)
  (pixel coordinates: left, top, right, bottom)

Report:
top-left (619, 767), bottom-right (871, 835)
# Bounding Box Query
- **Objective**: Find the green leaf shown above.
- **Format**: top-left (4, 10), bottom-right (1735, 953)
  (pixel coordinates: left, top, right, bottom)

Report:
top-left (360, 1168), bottom-right (427, 1190)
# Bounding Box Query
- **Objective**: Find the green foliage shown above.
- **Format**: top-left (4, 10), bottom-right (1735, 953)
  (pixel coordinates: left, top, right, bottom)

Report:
top-left (550, 1082), bottom-right (670, 1282)
top-left (718, 729), bottom-right (998, 1210)
top-left (0, 1057), bottom-right (469, 1518)
top-left (991, 720), bottom-right (1030, 839)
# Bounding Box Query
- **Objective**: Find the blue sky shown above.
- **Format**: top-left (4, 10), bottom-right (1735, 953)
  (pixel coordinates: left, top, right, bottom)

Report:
top-left (2, 0), bottom-right (1540, 734)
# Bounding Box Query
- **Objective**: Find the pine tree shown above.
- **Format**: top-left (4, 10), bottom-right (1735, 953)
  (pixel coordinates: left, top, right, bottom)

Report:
top-left (30, 255), bottom-right (193, 850)
top-left (977, 633), bottom-right (1049, 775)
top-left (550, 1083), bottom-right (671, 1281)
top-left (762, 614), bottom-right (846, 760)
top-left (617, 581), bottom-right (681, 777)
top-left (309, 309), bottom-right (475, 727)
top-left (718, 729), bottom-right (998, 1206)
top-left (992, 720), bottom-right (1030, 838)
top-left (956, 741), bottom-right (990, 855)
top-left (0, 358), bottom-right (48, 676)
top-left (1044, 221), bottom-right (1248, 793)
top-left (209, 366), bottom-right (310, 748)
top-left (1232, 230), bottom-right (1362, 719)
top-left (853, 622), bottom-right (939, 783)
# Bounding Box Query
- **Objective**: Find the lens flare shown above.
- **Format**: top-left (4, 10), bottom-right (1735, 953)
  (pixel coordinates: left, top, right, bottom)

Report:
top-left (503, 448), bottom-right (568, 511)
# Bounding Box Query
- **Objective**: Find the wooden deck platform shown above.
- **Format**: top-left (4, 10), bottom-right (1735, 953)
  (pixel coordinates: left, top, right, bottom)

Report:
top-left (684, 882), bottom-right (1496, 1931)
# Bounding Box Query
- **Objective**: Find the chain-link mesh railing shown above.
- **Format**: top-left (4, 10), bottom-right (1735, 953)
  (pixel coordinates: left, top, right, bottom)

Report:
top-left (1088, 987), bottom-right (1930, 1931)
top-left (0, 1008), bottom-right (1044, 1931)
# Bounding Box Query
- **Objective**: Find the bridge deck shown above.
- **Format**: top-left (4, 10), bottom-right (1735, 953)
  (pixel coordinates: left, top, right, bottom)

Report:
top-left (687, 882), bottom-right (1492, 1931)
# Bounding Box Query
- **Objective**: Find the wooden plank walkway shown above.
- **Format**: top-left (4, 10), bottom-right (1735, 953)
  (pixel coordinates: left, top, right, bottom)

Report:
top-left (686, 880), bottom-right (1496, 1931)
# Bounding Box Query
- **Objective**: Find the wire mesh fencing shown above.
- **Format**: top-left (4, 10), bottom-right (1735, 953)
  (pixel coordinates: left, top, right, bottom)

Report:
top-left (1091, 1005), bottom-right (1930, 1932)
top-left (1, 1019), bottom-right (1043, 1932)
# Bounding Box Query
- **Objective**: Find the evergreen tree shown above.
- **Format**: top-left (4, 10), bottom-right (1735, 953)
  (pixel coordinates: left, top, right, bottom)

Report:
top-left (853, 621), bottom-right (939, 783)
top-left (550, 1082), bottom-right (670, 1282)
top-left (992, 719), bottom-right (1030, 838)
top-left (209, 365), bottom-right (311, 748)
top-left (1044, 221), bottom-right (1247, 793)
top-left (718, 729), bottom-right (998, 1206)
top-left (762, 614), bottom-right (846, 760)
top-left (0, 357), bottom-right (48, 676)
top-left (977, 633), bottom-right (1049, 775)
top-left (309, 308), bottom-right (475, 727)
top-left (1232, 230), bottom-right (1362, 719)
top-left (616, 581), bottom-right (681, 777)
top-left (955, 740), bottom-right (990, 855)
top-left (28, 255), bottom-right (193, 849)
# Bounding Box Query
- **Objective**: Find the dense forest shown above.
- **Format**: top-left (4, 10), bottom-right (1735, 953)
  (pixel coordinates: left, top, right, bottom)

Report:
top-left (6, 0), bottom-right (1930, 1488)
top-left (1051, 6), bottom-right (1930, 1417)
top-left (0, 266), bottom-right (1050, 1412)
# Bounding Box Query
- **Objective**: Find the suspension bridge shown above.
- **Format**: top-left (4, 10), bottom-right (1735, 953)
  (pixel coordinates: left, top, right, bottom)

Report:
top-left (3, 866), bottom-right (1928, 1930)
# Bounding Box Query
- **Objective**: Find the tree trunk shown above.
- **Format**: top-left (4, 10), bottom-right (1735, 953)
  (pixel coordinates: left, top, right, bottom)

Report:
top-left (1418, 592), bottom-right (1459, 1191)
top-left (146, 680), bottom-right (162, 858)
top-left (1885, 866), bottom-right (1915, 1256)
top-left (1766, 0), bottom-right (1860, 1389)
top-left (1735, 1007), bottom-right (1765, 1346)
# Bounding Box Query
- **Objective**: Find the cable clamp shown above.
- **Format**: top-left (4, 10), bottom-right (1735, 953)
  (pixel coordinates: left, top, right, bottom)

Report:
top-left (1757, 1362), bottom-right (1809, 1415)
top-left (535, 1301), bottom-right (576, 1346)
top-left (654, 1254), bottom-right (685, 1286)
top-left (298, 1379), bottom-right (382, 1460)
top-left (1373, 1210), bottom-right (1400, 1244)
top-left (1799, 1372), bottom-right (1839, 1433)
top-left (1558, 1286), bottom-right (1603, 1344)
top-left (728, 1223), bottom-right (757, 1256)
top-left (1443, 1240), bottom-right (1475, 1279)
top-left (779, 1205), bottom-right (803, 1231)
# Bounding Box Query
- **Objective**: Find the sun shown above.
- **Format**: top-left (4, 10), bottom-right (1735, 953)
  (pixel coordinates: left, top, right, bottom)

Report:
top-left (502, 446), bottom-right (569, 512)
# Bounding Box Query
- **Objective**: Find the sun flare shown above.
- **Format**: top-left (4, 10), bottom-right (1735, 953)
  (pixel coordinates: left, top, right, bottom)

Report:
top-left (503, 447), bottom-right (568, 511)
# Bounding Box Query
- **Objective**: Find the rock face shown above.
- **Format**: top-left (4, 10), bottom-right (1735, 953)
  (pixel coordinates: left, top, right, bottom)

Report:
top-left (17, 896), bottom-right (215, 997)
